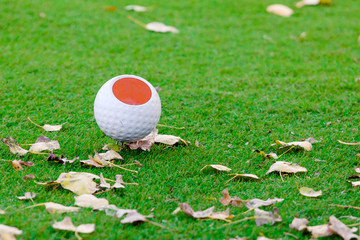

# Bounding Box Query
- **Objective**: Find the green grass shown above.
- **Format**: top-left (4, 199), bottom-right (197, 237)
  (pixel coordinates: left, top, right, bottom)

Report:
top-left (1, 0), bottom-right (360, 239)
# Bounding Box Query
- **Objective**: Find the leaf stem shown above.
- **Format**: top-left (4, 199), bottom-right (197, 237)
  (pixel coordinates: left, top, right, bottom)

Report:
top-left (157, 124), bottom-right (185, 130)
top-left (127, 15), bottom-right (147, 28)
top-left (145, 220), bottom-right (173, 232)
top-left (110, 163), bottom-right (138, 173)
top-left (27, 117), bottom-right (43, 128)
top-left (278, 145), bottom-right (295, 158)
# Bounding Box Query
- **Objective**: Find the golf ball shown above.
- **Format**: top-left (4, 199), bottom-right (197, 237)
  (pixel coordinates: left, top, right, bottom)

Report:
top-left (94, 75), bottom-right (161, 142)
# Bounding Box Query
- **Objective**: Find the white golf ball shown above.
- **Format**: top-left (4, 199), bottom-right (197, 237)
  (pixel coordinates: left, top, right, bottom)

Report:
top-left (94, 75), bottom-right (161, 142)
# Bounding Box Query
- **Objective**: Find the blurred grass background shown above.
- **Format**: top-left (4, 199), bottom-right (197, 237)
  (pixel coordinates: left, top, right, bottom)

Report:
top-left (0, 0), bottom-right (360, 239)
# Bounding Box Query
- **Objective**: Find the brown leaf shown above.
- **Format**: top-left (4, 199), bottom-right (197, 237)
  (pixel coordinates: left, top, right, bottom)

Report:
top-left (328, 215), bottom-right (360, 240)
top-left (266, 161), bottom-right (307, 174)
top-left (154, 134), bottom-right (187, 145)
top-left (29, 136), bottom-right (60, 152)
top-left (289, 217), bottom-right (309, 231)
top-left (74, 194), bottom-right (109, 209)
top-left (0, 224), bottom-right (22, 239)
top-left (22, 174), bottom-right (35, 180)
top-left (120, 211), bottom-right (147, 224)
top-left (104, 5), bottom-right (116, 11)
top-left (307, 224), bottom-right (333, 238)
top-left (275, 140), bottom-right (312, 151)
top-left (299, 187), bottom-right (322, 197)
top-left (219, 189), bottom-right (242, 207)
top-left (201, 164), bottom-right (231, 172)
top-left (266, 4), bottom-right (294, 17)
top-left (1, 137), bottom-right (29, 156)
top-left (80, 152), bottom-right (111, 168)
top-left (255, 150), bottom-right (278, 159)
top-left (47, 153), bottom-right (78, 164)
top-left (16, 192), bottom-right (36, 200)
top-left (179, 203), bottom-right (214, 218)
top-left (304, 137), bottom-right (319, 144)
top-left (338, 140), bottom-right (360, 146)
top-left (11, 160), bottom-right (24, 171)
top-left (19, 161), bottom-right (34, 167)
top-left (244, 198), bottom-right (284, 209)
top-left (112, 175), bottom-right (125, 189)
top-left (52, 217), bottom-right (95, 234)
top-left (254, 208), bottom-right (282, 226)
top-left (99, 150), bottom-right (123, 161)
top-left (126, 129), bottom-right (157, 151)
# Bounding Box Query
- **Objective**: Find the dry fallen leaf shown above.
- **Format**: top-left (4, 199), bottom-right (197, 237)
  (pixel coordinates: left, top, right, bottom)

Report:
top-left (146, 22), bottom-right (179, 33)
top-left (52, 217), bottom-right (95, 234)
top-left (22, 174), bottom-right (35, 180)
top-left (74, 194), bottom-right (109, 209)
top-left (266, 161), bottom-right (307, 174)
top-left (104, 5), bottom-right (116, 11)
top-left (289, 217), bottom-right (309, 231)
top-left (254, 208), bottom-right (282, 226)
top-left (0, 209), bottom-right (5, 214)
top-left (120, 211), bottom-right (147, 224)
top-left (275, 140), bottom-right (312, 151)
top-left (29, 136), bottom-right (60, 152)
top-left (125, 5), bottom-right (147, 12)
top-left (244, 198), bottom-right (284, 209)
top-left (37, 172), bottom-right (100, 195)
top-left (17, 192), bottom-right (36, 200)
top-left (257, 237), bottom-right (274, 240)
top-left (304, 137), bottom-right (319, 144)
top-left (126, 129), bottom-right (157, 151)
top-left (329, 215), bottom-right (360, 240)
top-left (155, 134), bottom-right (187, 145)
top-left (296, 0), bottom-right (320, 8)
top-left (99, 173), bottom-right (111, 189)
top-left (355, 167), bottom-right (360, 173)
top-left (255, 150), bottom-right (278, 159)
top-left (179, 203), bottom-right (214, 218)
top-left (226, 173), bottom-right (259, 183)
top-left (299, 187), bottom-right (322, 197)
top-left (47, 153), bottom-right (78, 164)
top-left (307, 224), bottom-right (333, 238)
top-left (28, 117), bottom-right (63, 132)
top-left (208, 208), bottom-right (234, 221)
top-left (266, 4), bottom-right (294, 17)
top-left (113, 175), bottom-right (126, 189)
top-left (338, 140), bottom-right (360, 146)
top-left (0, 224), bottom-right (22, 239)
top-left (99, 150), bottom-right (123, 161)
top-left (201, 164), bottom-right (231, 172)
top-left (219, 189), bottom-right (242, 207)
top-left (11, 160), bottom-right (24, 171)
top-left (348, 181), bottom-right (360, 187)
top-left (43, 202), bottom-right (80, 213)
top-left (1, 137), bottom-right (28, 156)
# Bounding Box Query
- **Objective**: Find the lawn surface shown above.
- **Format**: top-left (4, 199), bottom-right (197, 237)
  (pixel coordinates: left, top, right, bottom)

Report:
top-left (1, 0), bottom-right (360, 239)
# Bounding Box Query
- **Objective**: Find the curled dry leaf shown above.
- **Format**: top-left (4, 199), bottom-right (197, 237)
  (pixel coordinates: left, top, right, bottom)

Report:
top-left (266, 161), bottom-right (307, 174)
top-left (266, 4), bottom-right (294, 17)
top-left (208, 208), bottom-right (233, 221)
top-left (329, 215), bottom-right (360, 240)
top-left (47, 153), bottom-right (78, 164)
top-left (74, 194), bottom-right (109, 209)
top-left (113, 175), bottom-right (125, 189)
top-left (255, 150), bottom-right (278, 159)
top-left (17, 192), bottom-right (36, 200)
top-left (11, 160), bottom-right (34, 171)
top-left (99, 173), bottom-right (111, 189)
top-left (296, 0), bottom-right (320, 8)
top-left (307, 224), bottom-right (333, 238)
top-left (29, 136), bottom-right (60, 152)
top-left (304, 137), bottom-right (319, 144)
top-left (254, 208), bottom-right (282, 226)
top-left (1, 137), bottom-right (28, 156)
top-left (338, 140), bottom-right (360, 146)
top-left (275, 140), bottom-right (312, 151)
top-left (127, 129), bottom-right (157, 151)
top-left (289, 217), bottom-right (309, 231)
top-left (125, 5), bottom-right (147, 12)
top-left (121, 211), bottom-right (147, 224)
top-left (52, 217), bottom-right (95, 234)
top-left (43, 202), bottom-right (80, 213)
top-left (155, 134), bottom-right (187, 146)
top-left (28, 117), bottom-right (63, 131)
top-left (37, 172), bottom-right (100, 195)
top-left (219, 189), bottom-right (242, 207)
top-left (178, 203), bottom-right (214, 219)
top-left (0, 224), bottom-right (22, 239)
top-left (226, 173), bottom-right (259, 183)
top-left (201, 164), bottom-right (231, 172)
top-left (299, 187), bottom-right (322, 197)
top-left (99, 150), bottom-right (123, 161)
top-left (355, 167), bottom-right (360, 173)
top-left (348, 181), bottom-right (360, 187)
top-left (146, 22), bottom-right (179, 33)
top-left (22, 174), bottom-right (35, 180)
top-left (244, 198), bottom-right (284, 209)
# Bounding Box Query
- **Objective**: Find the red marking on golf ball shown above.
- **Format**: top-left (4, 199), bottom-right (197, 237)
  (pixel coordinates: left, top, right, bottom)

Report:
top-left (112, 77), bottom-right (152, 105)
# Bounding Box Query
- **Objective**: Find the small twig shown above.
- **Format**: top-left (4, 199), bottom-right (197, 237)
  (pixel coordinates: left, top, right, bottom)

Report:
top-left (110, 163), bottom-right (138, 173)
top-left (347, 222), bottom-right (360, 227)
top-left (27, 117), bottom-right (42, 128)
top-left (280, 172), bottom-right (284, 182)
top-left (75, 231), bottom-right (82, 240)
top-left (225, 174), bottom-right (239, 184)
top-left (145, 220), bottom-right (173, 232)
top-left (29, 151), bottom-right (48, 155)
top-left (222, 216), bottom-right (264, 227)
top-left (127, 15), bottom-right (147, 28)
top-left (157, 124), bottom-right (185, 130)
top-left (284, 232), bottom-right (299, 239)
top-left (329, 204), bottom-right (360, 210)
top-left (278, 145), bottom-right (295, 158)
top-left (241, 208), bottom-right (254, 215)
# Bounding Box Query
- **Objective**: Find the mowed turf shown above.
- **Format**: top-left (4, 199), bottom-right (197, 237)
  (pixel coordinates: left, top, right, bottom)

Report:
top-left (1, 0), bottom-right (360, 239)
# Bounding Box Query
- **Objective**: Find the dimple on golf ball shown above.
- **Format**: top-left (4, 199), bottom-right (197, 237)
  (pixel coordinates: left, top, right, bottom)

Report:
top-left (94, 75), bottom-right (161, 142)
